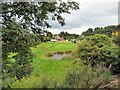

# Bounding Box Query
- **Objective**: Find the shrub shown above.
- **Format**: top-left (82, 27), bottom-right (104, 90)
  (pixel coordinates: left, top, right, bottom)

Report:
top-left (98, 46), bottom-right (120, 74)
top-left (76, 34), bottom-right (120, 74)
top-left (62, 64), bottom-right (111, 88)
top-left (112, 31), bottom-right (120, 46)
top-left (76, 40), bottom-right (99, 65)
top-left (90, 34), bottom-right (112, 47)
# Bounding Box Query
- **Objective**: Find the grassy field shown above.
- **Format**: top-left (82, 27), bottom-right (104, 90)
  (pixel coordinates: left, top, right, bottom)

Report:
top-left (11, 41), bottom-right (84, 88)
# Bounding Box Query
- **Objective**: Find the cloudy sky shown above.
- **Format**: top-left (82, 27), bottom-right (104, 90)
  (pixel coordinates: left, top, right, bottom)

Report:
top-left (48, 0), bottom-right (119, 35)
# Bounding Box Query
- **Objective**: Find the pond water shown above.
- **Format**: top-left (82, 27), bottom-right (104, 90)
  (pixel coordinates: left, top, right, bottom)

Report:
top-left (51, 53), bottom-right (71, 60)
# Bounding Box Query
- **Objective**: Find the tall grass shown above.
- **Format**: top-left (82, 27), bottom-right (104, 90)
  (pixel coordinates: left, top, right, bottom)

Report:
top-left (62, 64), bottom-right (111, 88)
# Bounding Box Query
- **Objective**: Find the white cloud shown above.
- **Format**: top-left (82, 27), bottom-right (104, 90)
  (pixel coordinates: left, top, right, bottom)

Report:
top-left (48, 0), bottom-right (119, 34)
top-left (48, 25), bottom-right (95, 35)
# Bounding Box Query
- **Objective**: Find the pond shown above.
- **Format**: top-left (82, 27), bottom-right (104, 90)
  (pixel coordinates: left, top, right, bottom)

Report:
top-left (50, 53), bottom-right (71, 60)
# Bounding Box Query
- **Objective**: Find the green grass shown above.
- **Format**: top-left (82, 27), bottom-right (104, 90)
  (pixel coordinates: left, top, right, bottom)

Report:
top-left (11, 41), bottom-right (84, 88)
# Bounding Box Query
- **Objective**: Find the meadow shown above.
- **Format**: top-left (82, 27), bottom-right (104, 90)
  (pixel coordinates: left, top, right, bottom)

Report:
top-left (11, 41), bottom-right (84, 88)
top-left (2, 2), bottom-right (120, 89)
top-left (5, 34), bottom-right (119, 88)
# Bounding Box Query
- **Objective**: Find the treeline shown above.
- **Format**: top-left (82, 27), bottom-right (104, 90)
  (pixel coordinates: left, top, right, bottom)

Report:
top-left (45, 25), bottom-right (120, 42)
top-left (81, 25), bottom-right (120, 37)
top-left (59, 31), bottom-right (79, 40)
top-left (38, 31), bottom-right (79, 42)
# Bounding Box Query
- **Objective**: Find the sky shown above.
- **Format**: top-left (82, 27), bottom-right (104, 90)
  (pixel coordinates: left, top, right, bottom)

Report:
top-left (48, 0), bottom-right (119, 35)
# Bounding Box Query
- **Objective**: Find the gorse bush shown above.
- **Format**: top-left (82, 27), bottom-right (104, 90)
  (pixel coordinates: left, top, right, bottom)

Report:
top-left (76, 34), bottom-right (112, 65)
top-left (62, 64), bottom-right (111, 88)
top-left (76, 40), bottom-right (99, 65)
top-left (90, 34), bottom-right (112, 47)
top-left (76, 34), bottom-right (120, 74)
top-left (112, 30), bottom-right (120, 46)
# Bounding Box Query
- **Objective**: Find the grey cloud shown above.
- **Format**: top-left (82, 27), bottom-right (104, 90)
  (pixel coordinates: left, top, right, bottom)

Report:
top-left (49, 0), bottom-right (119, 34)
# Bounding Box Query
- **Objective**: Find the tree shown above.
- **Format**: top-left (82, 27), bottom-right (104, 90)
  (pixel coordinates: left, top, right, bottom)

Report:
top-left (81, 25), bottom-right (119, 37)
top-left (59, 31), bottom-right (65, 37)
top-left (59, 31), bottom-right (79, 40)
top-left (46, 31), bottom-right (53, 38)
top-left (81, 28), bottom-right (93, 36)
top-left (1, 1), bottom-right (79, 85)
top-left (1, 1), bottom-right (79, 32)
top-left (93, 25), bottom-right (118, 37)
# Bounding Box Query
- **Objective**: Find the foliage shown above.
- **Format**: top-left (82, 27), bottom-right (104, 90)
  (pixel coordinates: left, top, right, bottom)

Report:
top-left (112, 30), bottom-right (120, 74)
top-left (112, 30), bottom-right (120, 46)
top-left (94, 26), bottom-right (117, 37)
top-left (46, 31), bottom-right (53, 39)
top-left (90, 34), bottom-right (112, 47)
top-left (81, 25), bottom-right (120, 37)
top-left (76, 34), bottom-right (120, 74)
top-left (76, 34), bottom-right (112, 65)
top-left (1, 1), bottom-right (79, 31)
top-left (63, 64), bottom-right (111, 88)
top-left (81, 28), bottom-right (93, 36)
top-left (1, 1), bottom-right (79, 87)
top-left (77, 35), bottom-right (86, 41)
top-left (76, 40), bottom-right (99, 65)
top-left (2, 23), bottom-right (33, 80)
top-left (59, 31), bottom-right (79, 40)
top-left (98, 46), bottom-right (120, 74)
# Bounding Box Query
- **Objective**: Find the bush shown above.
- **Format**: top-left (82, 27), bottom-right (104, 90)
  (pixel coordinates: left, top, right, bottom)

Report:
top-left (112, 31), bottom-right (120, 46)
top-left (62, 64), bottom-right (111, 88)
top-left (90, 34), bottom-right (112, 47)
top-left (76, 34), bottom-right (120, 74)
top-left (98, 46), bottom-right (120, 74)
top-left (76, 40), bottom-right (99, 65)
top-left (76, 34), bottom-right (112, 65)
